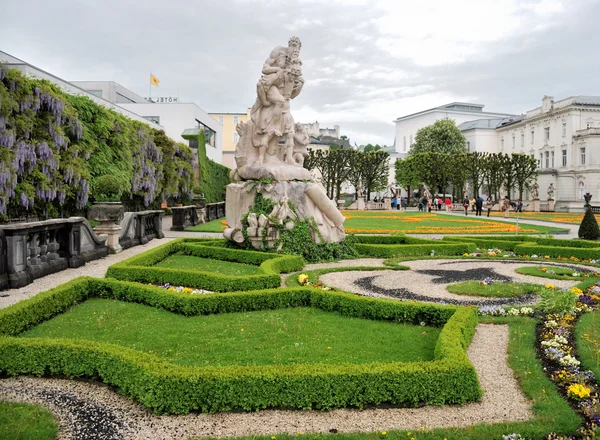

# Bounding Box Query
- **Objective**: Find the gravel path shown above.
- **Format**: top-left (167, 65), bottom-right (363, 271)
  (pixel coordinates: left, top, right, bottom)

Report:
top-left (304, 258), bottom-right (387, 271)
top-left (0, 238), bottom-right (175, 309)
top-left (0, 324), bottom-right (531, 439)
top-left (320, 259), bottom-right (583, 306)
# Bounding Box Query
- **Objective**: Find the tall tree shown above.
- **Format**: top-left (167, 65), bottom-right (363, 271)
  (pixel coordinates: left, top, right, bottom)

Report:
top-left (483, 153), bottom-right (505, 201)
top-left (513, 154), bottom-right (538, 200)
top-left (409, 118), bottom-right (467, 156)
top-left (361, 150), bottom-right (389, 200)
top-left (463, 152), bottom-right (488, 197)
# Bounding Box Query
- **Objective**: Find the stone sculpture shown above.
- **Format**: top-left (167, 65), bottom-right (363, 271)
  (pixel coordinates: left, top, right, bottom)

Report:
top-left (531, 182), bottom-right (539, 199)
top-left (547, 183), bottom-right (555, 200)
top-left (224, 37), bottom-right (346, 249)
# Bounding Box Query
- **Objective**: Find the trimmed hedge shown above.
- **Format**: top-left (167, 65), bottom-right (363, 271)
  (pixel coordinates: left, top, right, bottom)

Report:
top-left (105, 238), bottom-right (304, 291)
top-left (514, 244), bottom-right (600, 260)
top-left (442, 236), bottom-right (524, 251)
top-left (355, 242), bottom-right (476, 258)
top-left (0, 277), bottom-right (481, 414)
top-left (355, 235), bottom-right (440, 245)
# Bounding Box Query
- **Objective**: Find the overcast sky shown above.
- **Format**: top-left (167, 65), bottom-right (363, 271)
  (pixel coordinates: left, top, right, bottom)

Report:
top-left (2, 0), bottom-right (600, 146)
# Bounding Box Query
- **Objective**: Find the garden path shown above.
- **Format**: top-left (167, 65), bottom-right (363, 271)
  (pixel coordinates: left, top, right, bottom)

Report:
top-left (0, 324), bottom-right (532, 439)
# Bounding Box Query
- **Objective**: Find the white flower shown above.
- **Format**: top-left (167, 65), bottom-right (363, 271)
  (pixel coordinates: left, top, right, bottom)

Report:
top-left (559, 355), bottom-right (581, 367)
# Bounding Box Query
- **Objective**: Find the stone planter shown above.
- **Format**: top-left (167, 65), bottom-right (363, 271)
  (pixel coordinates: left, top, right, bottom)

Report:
top-left (89, 202), bottom-right (125, 254)
top-left (192, 195), bottom-right (206, 224)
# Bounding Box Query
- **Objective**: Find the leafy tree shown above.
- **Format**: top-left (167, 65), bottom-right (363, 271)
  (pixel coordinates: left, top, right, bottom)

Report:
top-left (394, 158), bottom-right (419, 197)
top-left (483, 154), bottom-right (505, 201)
top-left (328, 142), bottom-right (341, 151)
top-left (513, 154), bottom-right (538, 200)
top-left (409, 118), bottom-right (467, 156)
top-left (462, 152), bottom-right (487, 197)
top-left (360, 150), bottom-right (389, 200)
top-left (363, 144), bottom-right (382, 153)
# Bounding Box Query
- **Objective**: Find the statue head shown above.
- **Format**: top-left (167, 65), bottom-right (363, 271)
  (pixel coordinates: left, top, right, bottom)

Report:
top-left (288, 36), bottom-right (302, 50)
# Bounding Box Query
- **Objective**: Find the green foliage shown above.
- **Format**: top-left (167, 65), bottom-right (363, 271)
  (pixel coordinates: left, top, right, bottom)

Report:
top-left (409, 118), bottom-right (466, 156)
top-left (446, 281), bottom-right (540, 298)
top-left (537, 287), bottom-right (578, 314)
top-left (514, 244), bottom-right (600, 260)
top-left (575, 311), bottom-right (600, 383)
top-left (93, 174), bottom-right (122, 202)
top-left (0, 401), bottom-right (58, 440)
top-left (105, 238), bottom-right (304, 291)
top-left (0, 277), bottom-right (480, 414)
top-left (578, 208), bottom-right (600, 241)
top-left (188, 130), bottom-right (230, 203)
top-left (354, 240), bottom-right (476, 258)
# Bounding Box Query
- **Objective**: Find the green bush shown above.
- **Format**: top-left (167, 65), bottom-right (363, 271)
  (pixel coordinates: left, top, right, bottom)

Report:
top-left (514, 244), bottom-right (600, 260)
top-left (93, 175), bottom-right (122, 202)
top-left (106, 238), bottom-right (304, 291)
top-left (442, 236), bottom-right (524, 251)
top-left (355, 242), bottom-right (476, 258)
top-left (0, 277), bottom-right (481, 414)
top-left (578, 208), bottom-right (600, 241)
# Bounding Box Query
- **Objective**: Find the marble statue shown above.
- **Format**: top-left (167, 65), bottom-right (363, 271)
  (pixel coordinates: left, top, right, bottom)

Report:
top-left (547, 183), bottom-right (555, 200)
top-left (531, 182), bottom-right (539, 199)
top-left (224, 37), bottom-right (346, 249)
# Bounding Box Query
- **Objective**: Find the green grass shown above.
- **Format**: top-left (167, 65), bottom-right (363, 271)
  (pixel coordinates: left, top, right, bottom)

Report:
top-left (186, 218), bottom-right (225, 232)
top-left (446, 281), bottom-right (541, 298)
top-left (153, 253), bottom-right (262, 276)
top-left (516, 266), bottom-right (600, 281)
top-left (0, 401), bottom-right (58, 440)
top-left (576, 311), bottom-right (600, 382)
top-left (19, 298), bottom-right (440, 367)
top-left (340, 210), bottom-right (568, 234)
top-left (192, 318), bottom-right (580, 440)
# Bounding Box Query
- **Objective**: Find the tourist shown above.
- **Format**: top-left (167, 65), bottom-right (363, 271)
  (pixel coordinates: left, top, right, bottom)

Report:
top-left (444, 197), bottom-right (452, 211)
top-left (401, 197), bottom-right (407, 211)
top-left (475, 196), bottom-right (484, 216)
top-left (437, 197), bottom-right (442, 211)
top-left (462, 197), bottom-right (470, 215)
top-left (470, 197), bottom-right (476, 213)
top-left (427, 198), bottom-right (433, 213)
top-left (486, 196), bottom-right (494, 217)
top-left (392, 196), bottom-right (397, 209)
top-left (516, 199), bottom-right (523, 212)
top-left (502, 196), bottom-right (511, 218)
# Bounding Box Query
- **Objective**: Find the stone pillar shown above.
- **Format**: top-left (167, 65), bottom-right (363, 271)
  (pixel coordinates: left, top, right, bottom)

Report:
top-left (383, 197), bottom-right (392, 210)
top-left (532, 198), bottom-right (540, 212)
top-left (548, 199), bottom-right (555, 212)
top-left (356, 197), bottom-right (366, 210)
top-left (93, 224), bottom-right (122, 254)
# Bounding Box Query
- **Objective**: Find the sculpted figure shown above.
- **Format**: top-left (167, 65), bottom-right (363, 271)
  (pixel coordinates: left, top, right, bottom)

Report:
top-left (547, 183), bottom-right (555, 200)
top-left (291, 123), bottom-right (309, 166)
top-left (531, 182), bottom-right (539, 199)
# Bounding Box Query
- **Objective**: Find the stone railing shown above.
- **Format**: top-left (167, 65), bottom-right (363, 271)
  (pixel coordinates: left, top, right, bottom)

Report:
top-left (0, 217), bottom-right (108, 290)
top-left (365, 201), bottom-right (385, 210)
top-left (540, 203), bottom-right (550, 212)
top-left (590, 206), bottom-right (600, 214)
top-left (119, 210), bottom-right (165, 250)
top-left (206, 202), bottom-right (226, 222)
top-left (170, 206), bottom-right (199, 231)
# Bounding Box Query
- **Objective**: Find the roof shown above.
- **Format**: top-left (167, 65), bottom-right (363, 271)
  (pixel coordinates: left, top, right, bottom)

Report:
top-left (394, 101), bottom-right (519, 123)
top-left (181, 128), bottom-right (202, 140)
top-left (458, 116), bottom-right (524, 131)
top-left (574, 96), bottom-right (600, 106)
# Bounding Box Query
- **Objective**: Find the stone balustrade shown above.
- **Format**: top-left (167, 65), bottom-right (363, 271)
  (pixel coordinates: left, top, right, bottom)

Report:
top-left (170, 206), bottom-right (199, 231)
top-left (119, 210), bottom-right (165, 250)
top-left (206, 202), bottom-right (226, 222)
top-left (0, 217), bottom-right (108, 290)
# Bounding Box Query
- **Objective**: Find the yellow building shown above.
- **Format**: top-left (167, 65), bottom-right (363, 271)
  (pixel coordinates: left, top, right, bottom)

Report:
top-left (209, 110), bottom-right (250, 169)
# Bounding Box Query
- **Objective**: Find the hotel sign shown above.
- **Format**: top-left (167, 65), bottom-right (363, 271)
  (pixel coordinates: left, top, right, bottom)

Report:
top-left (146, 96), bottom-right (179, 103)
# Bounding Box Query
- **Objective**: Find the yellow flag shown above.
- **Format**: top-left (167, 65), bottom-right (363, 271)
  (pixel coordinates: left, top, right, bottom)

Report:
top-left (150, 74), bottom-right (160, 87)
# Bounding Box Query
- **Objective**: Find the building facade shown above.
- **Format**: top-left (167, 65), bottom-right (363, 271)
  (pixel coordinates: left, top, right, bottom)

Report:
top-left (208, 111), bottom-right (250, 169)
top-left (299, 121), bottom-right (340, 139)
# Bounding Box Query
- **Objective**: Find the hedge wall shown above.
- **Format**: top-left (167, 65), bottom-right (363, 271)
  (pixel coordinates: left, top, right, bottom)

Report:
top-left (355, 242), bottom-right (476, 258)
top-left (0, 66), bottom-right (194, 220)
top-left (0, 277), bottom-right (481, 414)
top-left (105, 238), bottom-right (304, 291)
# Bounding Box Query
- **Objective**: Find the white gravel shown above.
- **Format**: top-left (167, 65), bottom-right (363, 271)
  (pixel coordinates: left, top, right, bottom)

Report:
top-left (0, 324), bottom-right (531, 439)
top-left (303, 258), bottom-right (387, 271)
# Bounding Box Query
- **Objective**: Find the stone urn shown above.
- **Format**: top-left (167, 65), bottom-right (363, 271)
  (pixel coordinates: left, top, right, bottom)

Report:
top-left (89, 202), bottom-right (125, 254)
top-left (192, 194), bottom-right (206, 224)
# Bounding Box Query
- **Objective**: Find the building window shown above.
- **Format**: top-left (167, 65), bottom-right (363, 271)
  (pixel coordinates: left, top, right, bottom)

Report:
top-left (501, 137), bottom-right (504, 150)
top-left (581, 147), bottom-right (586, 165)
top-left (586, 122), bottom-right (593, 129)
top-left (143, 116), bottom-right (160, 124)
top-left (545, 151), bottom-right (549, 168)
top-left (544, 127), bottom-right (550, 140)
top-left (562, 149), bottom-right (567, 167)
top-left (521, 132), bottom-right (524, 147)
top-left (512, 134), bottom-right (516, 148)
top-left (233, 132), bottom-right (239, 143)
top-left (551, 151), bottom-right (554, 168)
top-left (196, 119), bottom-right (216, 147)
top-left (539, 153), bottom-right (543, 168)
top-left (403, 136), bottom-right (406, 151)
top-left (409, 134), bottom-right (413, 146)
top-left (88, 90), bottom-right (103, 98)
top-left (562, 122), bottom-right (567, 137)
top-left (233, 116), bottom-right (239, 124)
top-left (218, 116), bottom-right (224, 124)
top-left (531, 129), bottom-right (535, 144)
top-left (466, 141), bottom-right (471, 152)
top-left (579, 181), bottom-right (585, 200)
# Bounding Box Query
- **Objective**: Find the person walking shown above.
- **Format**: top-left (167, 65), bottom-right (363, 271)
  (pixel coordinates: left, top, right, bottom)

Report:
top-left (444, 197), bottom-right (452, 212)
top-left (462, 197), bottom-right (470, 216)
top-left (427, 198), bottom-right (433, 213)
top-left (470, 197), bottom-right (476, 213)
top-left (401, 196), bottom-right (407, 211)
top-left (392, 196), bottom-right (397, 209)
top-left (475, 196), bottom-right (484, 216)
top-left (502, 196), bottom-right (511, 218)
top-left (437, 197), bottom-right (442, 211)
top-left (486, 196), bottom-right (493, 217)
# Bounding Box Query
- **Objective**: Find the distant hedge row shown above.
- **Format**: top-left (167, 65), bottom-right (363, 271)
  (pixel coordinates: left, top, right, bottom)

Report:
top-left (0, 277), bottom-right (481, 414)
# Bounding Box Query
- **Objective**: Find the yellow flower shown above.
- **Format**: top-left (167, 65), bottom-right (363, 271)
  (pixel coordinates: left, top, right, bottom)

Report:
top-left (381, 432), bottom-right (387, 436)
top-left (545, 284), bottom-right (556, 289)
top-left (571, 287), bottom-right (583, 295)
top-left (271, 437), bottom-right (276, 440)
top-left (241, 328), bottom-right (245, 332)
top-left (567, 383), bottom-right (591, 400)
top-left (297, 274), bottom-right (309, 285)
top-left (463, 253), bottom-right (469, 257)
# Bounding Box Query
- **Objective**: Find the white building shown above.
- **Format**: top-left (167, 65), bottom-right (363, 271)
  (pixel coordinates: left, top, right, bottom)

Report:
top-left (299, 121), bottom-right (341, 138)
top-left (71, 80), bottom-right (149, 104)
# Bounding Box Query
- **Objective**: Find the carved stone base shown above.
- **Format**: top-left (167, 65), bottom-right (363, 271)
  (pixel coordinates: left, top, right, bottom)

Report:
top-left (224, 180), bottom-right (345, 250)
top-left (94, 223), bottom-right (122, 254)
top-left (548, 199), bottom-right (555, 212)
top-left (236, 163), bottom-right (312, 181)
top-left (531, 199), bottom-right (540, 213)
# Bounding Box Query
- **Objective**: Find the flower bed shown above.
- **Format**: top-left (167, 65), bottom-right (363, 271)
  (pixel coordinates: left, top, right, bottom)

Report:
top-left (0, 277), bottom-right (481, 414)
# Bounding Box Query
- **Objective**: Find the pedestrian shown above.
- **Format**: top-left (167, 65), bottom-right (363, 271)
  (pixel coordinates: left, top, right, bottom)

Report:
top-left (437, 197), bottom-right (442, 211)
top-left (486, 196), bottom-right (493, 217)
top-left (401, 197), bottom-right (407, 211)
top-left (516, 199), bottom-right (523, 212)
top-left (462, 197), bottom-right (469, 215)
top-left (502, 195), bottom-right (511, 218)
top-left (475, 196), bottom-right (484, 216)
top-left (444, 197), bottom-right (452, 212)
top-left (470, 197), bottom-right (476, 213)
top-left (392, 196), bottom-right (397, 209)
top-left (427, 198), bottom-right (433, 213)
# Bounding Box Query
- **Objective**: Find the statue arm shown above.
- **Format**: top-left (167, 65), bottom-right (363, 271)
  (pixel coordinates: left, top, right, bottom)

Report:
top-left (290, 75), bottom-right (304, 99)
top-left (262, 58), bottom-right (281, 75)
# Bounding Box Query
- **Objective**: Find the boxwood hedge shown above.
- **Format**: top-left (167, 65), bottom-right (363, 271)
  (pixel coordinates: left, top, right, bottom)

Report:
top-left (0, 277), bottom-right (482, 414)
top-left (105, 238), bottom-right (304, 291)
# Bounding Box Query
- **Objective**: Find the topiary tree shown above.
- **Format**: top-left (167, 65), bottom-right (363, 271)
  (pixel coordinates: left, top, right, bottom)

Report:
top-left (93, 175), bottom-right (122, 202)
top-left (578, 193), bottom-right (600, 240)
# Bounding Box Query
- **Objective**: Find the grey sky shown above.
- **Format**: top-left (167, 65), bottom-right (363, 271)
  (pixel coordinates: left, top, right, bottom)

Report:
top-left (2, 0), bottom-right (600, 146)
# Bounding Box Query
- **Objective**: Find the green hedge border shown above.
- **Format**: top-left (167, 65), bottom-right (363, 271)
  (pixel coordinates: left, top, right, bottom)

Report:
top-left (106, 238), bottom-right (304, 291)
top-left (0, 277), bottom-right (481, 414)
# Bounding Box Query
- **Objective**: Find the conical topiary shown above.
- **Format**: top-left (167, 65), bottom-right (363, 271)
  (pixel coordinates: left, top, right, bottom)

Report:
top-left (578, 208), bottom-right (600, 241)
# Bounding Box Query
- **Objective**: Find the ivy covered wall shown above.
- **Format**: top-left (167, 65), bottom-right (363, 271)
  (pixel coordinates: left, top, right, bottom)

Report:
top-left (184, 131), bottom-right (230, 203)
top-left (0, 66), bottom-right (194, 220)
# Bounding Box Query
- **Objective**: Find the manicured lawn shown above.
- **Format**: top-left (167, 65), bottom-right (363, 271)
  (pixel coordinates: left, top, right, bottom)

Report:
top-left (576, 311), bottom-right (600, 381)
top-left (516, 266), bottom-right (600, 281)
top-left (20, 299), bottom-right (440, 367)
top-left (446, 281), bottom-right (541, 298)
top-left (489, 211), bottom-right (600, 224)
top-left (0, 401), bottom-right (58, 440)
top-left (186, 218), bottom-right (226, 232)
top-left (340, 211), bottom-right (567, 234)
top-left (154, 254), bottom-right (262, 275)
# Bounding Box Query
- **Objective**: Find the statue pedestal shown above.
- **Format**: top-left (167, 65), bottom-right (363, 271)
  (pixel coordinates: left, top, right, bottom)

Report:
top-left (93, 223), bottom-right (122, 254)
top-left (532, 199), bottom-right (540, 212)
top-left (224, 181), bottom-right (345, 249)
top-left (548, 199), bottom-right (555, 212)
top-left (383, 197), bottom-right (392, 210)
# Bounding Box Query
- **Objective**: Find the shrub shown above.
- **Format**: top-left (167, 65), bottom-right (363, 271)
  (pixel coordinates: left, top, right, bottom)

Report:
top-left (0, 277), bottom-right (482, 414)
top-left (578, 208), bottom-right (600, 241)
top-left (514, 244), bottom-right (600, 260)
top-left (355, 242), bottom-right (476, 258)
top-left (93, 175), bottom-right (122, 202)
